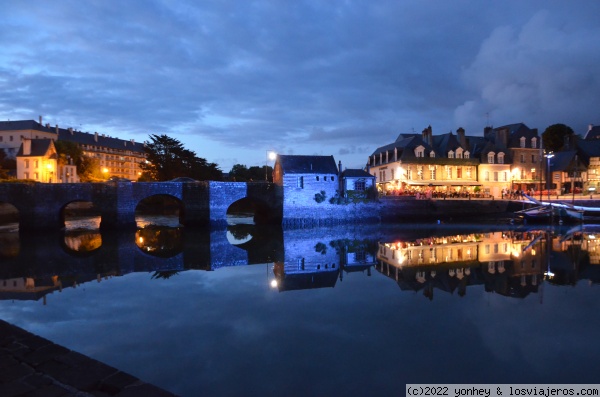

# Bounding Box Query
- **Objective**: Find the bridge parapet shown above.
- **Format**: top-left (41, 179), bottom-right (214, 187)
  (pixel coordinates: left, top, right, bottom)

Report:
top-left (0, 181), bottom-right (281, 231)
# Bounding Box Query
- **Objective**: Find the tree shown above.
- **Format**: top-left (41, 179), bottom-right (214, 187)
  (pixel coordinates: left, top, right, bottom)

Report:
top-left (139, 134), bottom-right (222, 181)
top-left (54, 140), bottom-right (101, 181)
top-left (0, 149), bottom-right (16, 178)
top-left (542, 124), bottom-right (575, 152)
top-left (228, 164), bottom-right (273, 182)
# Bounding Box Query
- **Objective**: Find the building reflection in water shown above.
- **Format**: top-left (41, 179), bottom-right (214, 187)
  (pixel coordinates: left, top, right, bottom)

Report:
top-left (2, 224), bottom-right (600, 304)
top-left (375, 226), bottom-right (600, 300)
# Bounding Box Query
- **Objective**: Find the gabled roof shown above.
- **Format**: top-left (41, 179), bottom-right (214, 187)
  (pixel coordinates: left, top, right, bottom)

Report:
top-left (16, 139), bottom-right (56, 157)
top-left (1, 119), bottom-right (144, 153)
top-left (432, 132), bottom-right (462, 155)
top-left (276, 155), bottom-right (338, 174)
top-left (0, 120), bottom-right (57, 134)
top-left (341, 169), bottom-right (374, 178)
top-left (577, 139), bottom-right (600, 162)
top-left (370, 135), bottom-right (433, 159)
top-left (584, 125), bottom-right (600, 140)
top-left (58, 129), bottom-right (145, 153)
top-left (550, 151), bottom-right (578, 172)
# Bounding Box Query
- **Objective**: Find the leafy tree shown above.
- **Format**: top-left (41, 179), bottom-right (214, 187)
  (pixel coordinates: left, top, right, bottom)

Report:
top-left (229, 164), bottom-right (273, 182)
top-left (139, 134), bottom-right (222, 181)
top-left (0, 149), bottom-right (16, 177)
top-left (54, 140), bottom-right (101, 181)
top-left (542, 124), bottom-right (575, 152)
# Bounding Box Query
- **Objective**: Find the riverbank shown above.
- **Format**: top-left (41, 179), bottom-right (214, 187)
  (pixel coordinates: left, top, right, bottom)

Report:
top-left (0, 320), bottom-right (176, 396)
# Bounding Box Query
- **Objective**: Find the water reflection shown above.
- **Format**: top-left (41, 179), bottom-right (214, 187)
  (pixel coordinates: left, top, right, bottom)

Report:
top-left (1, 222), bottom-right (599, 304)
top-left (376, 225), bottom-right (600, 300)
top-left (135, 226), bottom-right (183, 257)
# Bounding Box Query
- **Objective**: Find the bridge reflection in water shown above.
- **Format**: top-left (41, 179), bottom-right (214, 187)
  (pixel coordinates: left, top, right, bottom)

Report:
top-left (1, 221), bottom-right (599, 303)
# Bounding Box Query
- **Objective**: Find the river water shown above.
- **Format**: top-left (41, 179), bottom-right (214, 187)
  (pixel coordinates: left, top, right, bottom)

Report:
top-left (1, 218), bottom-right (600, 396)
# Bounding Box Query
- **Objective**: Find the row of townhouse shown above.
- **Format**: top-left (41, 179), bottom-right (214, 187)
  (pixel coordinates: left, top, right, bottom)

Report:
top-left (367, 123), bottom-right (584, 199)
top-left (0, 118), bottom-right (146, 182)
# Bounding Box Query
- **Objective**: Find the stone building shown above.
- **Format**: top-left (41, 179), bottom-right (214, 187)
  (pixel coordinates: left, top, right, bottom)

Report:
top-left (1, 118), bottom-right (146, 181)
top-left (368, 123), bottom-right (542, 198)
top-left (15, 139), bottom-right (58, 183)
top-left (273, 154), bottom-right (340, 205)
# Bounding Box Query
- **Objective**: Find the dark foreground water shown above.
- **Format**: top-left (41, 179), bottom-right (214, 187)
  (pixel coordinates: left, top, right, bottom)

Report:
top-left (1, 220), bottom-right (600, 396)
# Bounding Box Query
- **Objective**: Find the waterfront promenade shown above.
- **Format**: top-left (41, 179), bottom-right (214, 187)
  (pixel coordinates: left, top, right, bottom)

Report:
top-left (0, 320), bottom-right (176, 396)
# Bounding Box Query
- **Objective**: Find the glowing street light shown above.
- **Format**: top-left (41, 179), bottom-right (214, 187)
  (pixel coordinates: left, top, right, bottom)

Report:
top-left (545, 151), bottom-right (554, 199)
top-left (265, 151), bottom-right (277, 181)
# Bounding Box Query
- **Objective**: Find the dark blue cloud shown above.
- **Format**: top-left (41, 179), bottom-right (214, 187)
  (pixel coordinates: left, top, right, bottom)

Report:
top-left (1, 1), bottom-right (599, 170)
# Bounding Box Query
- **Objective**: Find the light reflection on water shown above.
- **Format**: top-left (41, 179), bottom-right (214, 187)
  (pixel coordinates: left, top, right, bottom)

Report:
top-left (1, 223), bottom-right (600, 396)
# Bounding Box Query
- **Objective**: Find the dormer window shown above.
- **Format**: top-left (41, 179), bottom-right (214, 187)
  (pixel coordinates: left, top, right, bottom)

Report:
top-left (464, 151), bottom-right (470, 159)
top-left (520, 137), bottom-right (526, 148)
top-left (498, 152), bottom-right (505, 164)
top-left (448, 150), bottom-right (454, 159)
top-left (414, 146), bottom-right (425, 158)
top-left (430, 150), bottom-right (436, 158)
top-left (488, 152), bottom-right (495, 164)
top-left (531, 137), bottom-right (537, 149)
top-left (456, 148), bottom-right (463, 159)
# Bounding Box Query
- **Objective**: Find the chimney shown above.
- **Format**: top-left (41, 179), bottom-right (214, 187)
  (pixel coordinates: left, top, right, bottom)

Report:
top-left (130, 139), bottom-right (135, 145)
top-left (457, 127), bottom-right (466, 148)
top-left (338, 160), bottom-right (342, 173)
top-left (426, 125), bottom-right (432, 145)
top-left (39, 115), bottom-right (42, 125)
top-left (23, 139), bottom-right (31, 155)
top-left (589, 124), bottom-right (594, 132)
top-left (94, 132), bottom-right (98, 142)
top-left (55, 125), bottom-right (58, 134)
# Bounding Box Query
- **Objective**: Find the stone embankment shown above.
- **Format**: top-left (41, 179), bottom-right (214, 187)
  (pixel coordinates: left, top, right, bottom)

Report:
top-left (0, 320), bottom-right (177, 396)
top-left (281, 197), bottom-right (514, 227)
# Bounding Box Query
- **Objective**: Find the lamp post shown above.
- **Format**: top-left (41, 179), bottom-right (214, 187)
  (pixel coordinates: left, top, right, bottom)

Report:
top-left (46, 163), bottom-right (54, 183)
top-left (545, 151), bottom-right (554, 200)
top-left (265, 151), bottom-right (277, 181)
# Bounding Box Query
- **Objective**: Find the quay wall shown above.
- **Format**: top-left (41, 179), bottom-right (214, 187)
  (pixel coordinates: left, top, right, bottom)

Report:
top-left (281, 197), bottom-right (513, 227)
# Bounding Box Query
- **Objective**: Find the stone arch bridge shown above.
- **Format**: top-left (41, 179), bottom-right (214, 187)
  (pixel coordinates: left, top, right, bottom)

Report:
top-left (0, 181), bottom-right (282, 231)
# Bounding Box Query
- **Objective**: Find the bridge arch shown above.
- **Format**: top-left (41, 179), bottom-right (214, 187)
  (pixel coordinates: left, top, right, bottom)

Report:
top-left (0, 202), bottom-right (19, 231)
top-left (61, 229), bottom-right (103, 257)
top-left (135, 194), bottom-right (185, 227)
top-left (61, 200), bottom-right (101, 230)
top-left (226, 197), bottom-right (274, 225)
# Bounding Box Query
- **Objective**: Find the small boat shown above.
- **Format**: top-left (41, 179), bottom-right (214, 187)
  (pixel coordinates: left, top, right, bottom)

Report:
top-left (518, 194), bottom-right (584, 223)
top-left (515, 205), bottom-right (553, 222)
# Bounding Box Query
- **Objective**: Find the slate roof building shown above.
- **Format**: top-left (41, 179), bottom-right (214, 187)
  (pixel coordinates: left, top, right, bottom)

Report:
top-left (368, 123), bottom-right (543, 198)
top-left (15, 139), bottom-right (59, 183)
top-left (273, 154), bottom-right (340, 205)
top-left (1, 117), bottom-right (146, 181)
top-left (340, 168), bottom-right (375, 197)
top-left (368, 126), bottom-right (482, 196)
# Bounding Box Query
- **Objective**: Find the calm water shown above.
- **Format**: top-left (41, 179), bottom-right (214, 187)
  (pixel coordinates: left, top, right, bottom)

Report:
top-left (1, 219), bottom-right (600, 396)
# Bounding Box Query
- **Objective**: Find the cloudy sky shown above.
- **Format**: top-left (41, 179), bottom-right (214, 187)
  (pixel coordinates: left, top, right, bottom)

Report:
top-left (1, 1), bottom-right (599, 171)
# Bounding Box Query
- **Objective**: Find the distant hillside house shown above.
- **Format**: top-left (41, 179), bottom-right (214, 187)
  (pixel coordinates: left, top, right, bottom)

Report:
top-left (16, 139), bottom-right (59, 183)
top-left (340, 168), bottom-right (375, 196)
top-left (273, 155), bottom-right (339, 205)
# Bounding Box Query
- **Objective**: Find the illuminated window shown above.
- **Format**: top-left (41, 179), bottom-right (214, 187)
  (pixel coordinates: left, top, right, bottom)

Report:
top-left (488, 152), bottom-right (495, 164)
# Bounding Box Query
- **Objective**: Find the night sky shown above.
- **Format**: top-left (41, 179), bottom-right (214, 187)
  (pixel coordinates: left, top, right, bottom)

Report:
top-left (2, 1), bottom-right (599, 171)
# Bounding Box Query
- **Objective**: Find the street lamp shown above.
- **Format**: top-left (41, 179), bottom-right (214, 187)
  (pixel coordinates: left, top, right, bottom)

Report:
top-left (46, 163), bottom-right (53, 183)
top-left (265, 151), bottom-right (277, 181)
top-left (545, 151), bottom-right (554, 200)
